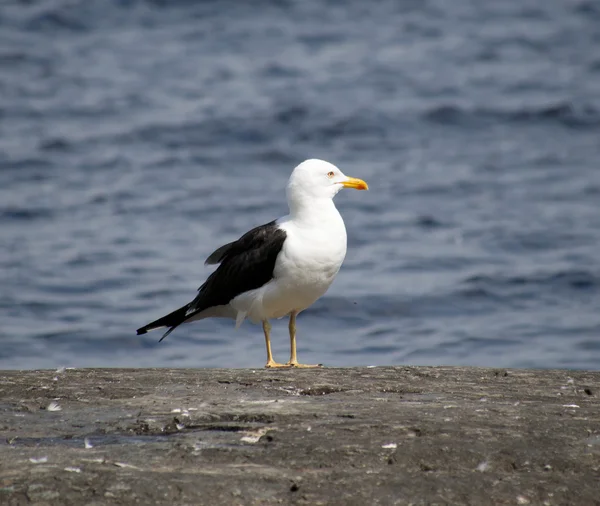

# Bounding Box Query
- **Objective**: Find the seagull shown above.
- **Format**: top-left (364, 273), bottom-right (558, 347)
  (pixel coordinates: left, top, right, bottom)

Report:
top-left (136, 159), bottom-right (368, 368)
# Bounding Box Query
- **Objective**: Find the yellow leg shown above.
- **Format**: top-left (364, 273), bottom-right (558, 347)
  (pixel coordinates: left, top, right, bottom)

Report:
top-left (263, 320), bottom-right (289, 368)
top-left (286, 311), bottom-right (322, 368)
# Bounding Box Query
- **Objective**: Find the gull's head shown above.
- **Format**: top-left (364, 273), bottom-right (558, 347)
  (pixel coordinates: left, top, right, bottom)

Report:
top-left (286, 159), bottom-right (368, 204)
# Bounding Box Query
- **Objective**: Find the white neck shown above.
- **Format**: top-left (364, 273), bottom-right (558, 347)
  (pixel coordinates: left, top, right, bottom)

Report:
top-left (287, 195), bottom-right (341, 226)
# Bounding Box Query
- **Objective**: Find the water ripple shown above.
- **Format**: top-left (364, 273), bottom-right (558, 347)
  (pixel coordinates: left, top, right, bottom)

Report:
top-left (0, 0), bottom-right (599, 370)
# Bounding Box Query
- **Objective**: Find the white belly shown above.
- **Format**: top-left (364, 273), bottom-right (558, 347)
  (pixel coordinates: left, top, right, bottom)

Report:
top-left (231, 214), bottom-right (347, 323)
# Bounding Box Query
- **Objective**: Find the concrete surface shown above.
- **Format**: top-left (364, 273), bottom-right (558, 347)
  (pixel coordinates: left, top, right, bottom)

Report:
top-left (0, 367), bottom-right (599, 505)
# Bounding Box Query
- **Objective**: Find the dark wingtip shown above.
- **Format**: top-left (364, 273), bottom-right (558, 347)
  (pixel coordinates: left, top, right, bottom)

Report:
top-left (158, 326), bottom-right (176, 343)
top-left (137, 328), bottom-right (147, 335)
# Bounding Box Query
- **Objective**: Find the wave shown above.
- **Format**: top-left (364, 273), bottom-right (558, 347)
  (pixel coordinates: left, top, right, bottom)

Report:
top-left (310, 269), bottom-right (600, 324)
top-left (423, 102), bottom-right (600, 129)
top-left (464, 269), bottom-right (598, 291)
top-left (0, 206), bottom-right (54, 221)
top-left (574, 0), bottom-right (600, 17)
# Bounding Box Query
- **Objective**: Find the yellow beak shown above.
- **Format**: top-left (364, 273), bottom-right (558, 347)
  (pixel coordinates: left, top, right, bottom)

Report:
top-left (341, 177), bottom-right (369, 190)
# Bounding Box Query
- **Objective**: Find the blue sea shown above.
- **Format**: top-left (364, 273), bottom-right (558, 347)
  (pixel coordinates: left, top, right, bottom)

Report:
top-left (1, 0), bottom-right (600, 370)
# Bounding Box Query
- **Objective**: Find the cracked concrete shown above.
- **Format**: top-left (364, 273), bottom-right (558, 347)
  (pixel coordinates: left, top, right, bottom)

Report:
top-left (0, 367), bottom-right (599, 505)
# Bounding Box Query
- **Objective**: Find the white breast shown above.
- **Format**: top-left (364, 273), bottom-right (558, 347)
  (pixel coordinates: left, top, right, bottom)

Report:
top-left (232, 207), bottom-right (348, 323)
top-left (268, 209), bottom-right (347, 317)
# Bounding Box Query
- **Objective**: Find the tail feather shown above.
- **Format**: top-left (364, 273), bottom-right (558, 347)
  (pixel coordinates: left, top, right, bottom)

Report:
top-left (136, 304), bottom-right (190, 341)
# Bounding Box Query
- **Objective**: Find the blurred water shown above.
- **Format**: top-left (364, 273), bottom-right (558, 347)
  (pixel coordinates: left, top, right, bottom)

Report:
top-left (1, 0), bottom-right (600, 370)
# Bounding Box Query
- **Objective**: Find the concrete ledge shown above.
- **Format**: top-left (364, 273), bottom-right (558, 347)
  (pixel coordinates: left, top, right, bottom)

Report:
top-left (1, 367), bottom-right (599, 505)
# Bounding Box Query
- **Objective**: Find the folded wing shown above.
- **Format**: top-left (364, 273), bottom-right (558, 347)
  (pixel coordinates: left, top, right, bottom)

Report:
top-left (136, 220), bottom-right (287, 341)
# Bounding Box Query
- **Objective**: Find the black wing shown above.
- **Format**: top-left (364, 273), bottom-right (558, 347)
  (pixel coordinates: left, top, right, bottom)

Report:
top-left (204, 220), bottom-right (280, 266)
top-left (204, 241), bottom-right (235, 265)
top-left (137, 220), bottom-right (287, 341)
top-left (192, 220), bottom-right (287, 312)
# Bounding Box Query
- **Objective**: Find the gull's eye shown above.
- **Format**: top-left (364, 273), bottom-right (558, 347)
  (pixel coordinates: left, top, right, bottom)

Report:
top-left (327, 171), bottom-right (335, 178)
